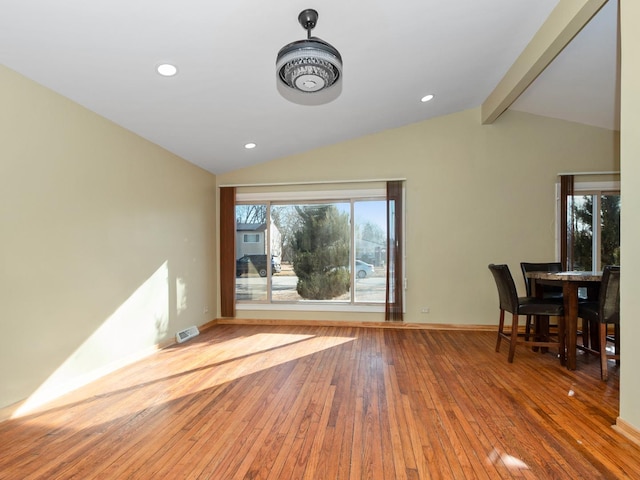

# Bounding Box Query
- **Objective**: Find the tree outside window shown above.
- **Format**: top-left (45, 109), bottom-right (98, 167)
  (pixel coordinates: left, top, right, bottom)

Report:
top-left (571, 192), bottom-right (620, 270)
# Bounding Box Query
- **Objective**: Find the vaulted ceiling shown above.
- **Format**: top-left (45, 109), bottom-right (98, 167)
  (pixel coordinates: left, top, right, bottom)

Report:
top-left (0, 0), bottom-right (618, 174)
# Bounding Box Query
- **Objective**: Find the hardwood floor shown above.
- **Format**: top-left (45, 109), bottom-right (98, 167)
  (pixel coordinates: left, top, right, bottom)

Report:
top-left (0, 324), bottom-right (638, 479)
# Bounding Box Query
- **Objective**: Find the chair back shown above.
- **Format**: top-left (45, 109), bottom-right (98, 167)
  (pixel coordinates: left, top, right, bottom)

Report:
top-left (520, 262), bottom-right (563, 296)
top-left (488, 264), bottom-right (519, 314)
top-left (598, 265), bottom-right (620, 324)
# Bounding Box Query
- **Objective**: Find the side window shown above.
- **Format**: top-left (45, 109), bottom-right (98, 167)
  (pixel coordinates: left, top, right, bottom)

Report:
top-left (563, 184), bottom-right (620, 270)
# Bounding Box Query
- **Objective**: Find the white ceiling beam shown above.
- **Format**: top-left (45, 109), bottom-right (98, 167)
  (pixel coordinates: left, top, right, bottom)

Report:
top-left (481, 0), bottom-right (609, 124)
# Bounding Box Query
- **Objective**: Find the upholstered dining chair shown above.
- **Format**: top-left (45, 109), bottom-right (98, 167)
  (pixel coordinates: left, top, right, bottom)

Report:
top-left (488, 264), bottom-right (565, 363)
top-left (578, 265), bottom-right (620, 381)
top-left (520, 262), bottom-right (563, 343)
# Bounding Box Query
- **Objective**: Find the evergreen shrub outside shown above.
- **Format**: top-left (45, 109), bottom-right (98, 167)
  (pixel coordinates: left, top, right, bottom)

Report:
top-left (292, 205), bottom-right (350, 300)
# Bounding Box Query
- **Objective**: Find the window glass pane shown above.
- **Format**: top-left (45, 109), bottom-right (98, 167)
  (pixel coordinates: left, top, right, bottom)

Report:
top-left (601, 194), bottom-right (621, 268)
top-left (354, 200), bottom-right (386, 303)
top-left (571, 195), bottom-right (593, 270)
top-left (271, 202), bottom-right (351, 302)
top-left (270, 205), bottom-right (301, 302)
top-left (235, 205), bottom-right (268, 301)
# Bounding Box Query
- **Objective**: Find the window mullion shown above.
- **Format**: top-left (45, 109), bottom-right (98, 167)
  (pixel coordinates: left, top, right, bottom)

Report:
top-left (266, 200), bottom-right (272, 302)
top-left (593, 194), bottom-right (601, 271)
top-left (350, 200), bottom-right (355, 304)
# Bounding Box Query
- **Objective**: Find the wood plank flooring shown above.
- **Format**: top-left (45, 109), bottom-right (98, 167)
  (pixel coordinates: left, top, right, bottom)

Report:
top-left (0, 324), bottom-right (638, 479)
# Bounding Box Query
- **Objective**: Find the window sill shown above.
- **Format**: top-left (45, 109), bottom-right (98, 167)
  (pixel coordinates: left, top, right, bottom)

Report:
top-left (236, 302), bottom-right (385, 313)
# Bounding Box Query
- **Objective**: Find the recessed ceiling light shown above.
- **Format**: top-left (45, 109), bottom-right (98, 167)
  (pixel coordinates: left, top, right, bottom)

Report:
top-left (421, 94), bottom-right (434, 103)
top-left (244, 143), bottom-right (257, 149)
top-left (157, 64), bottom-right (178, 77)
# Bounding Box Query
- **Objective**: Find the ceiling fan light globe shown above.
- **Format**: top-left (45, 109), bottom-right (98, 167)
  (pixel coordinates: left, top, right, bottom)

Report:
top-left (276, 38), bottom-right (342, 93)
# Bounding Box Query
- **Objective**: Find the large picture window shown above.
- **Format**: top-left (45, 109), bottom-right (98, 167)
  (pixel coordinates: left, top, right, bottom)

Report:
top-left (236, 198), bottom-right (387, 304)
top-left (232, 186), bottom-right (400, 310)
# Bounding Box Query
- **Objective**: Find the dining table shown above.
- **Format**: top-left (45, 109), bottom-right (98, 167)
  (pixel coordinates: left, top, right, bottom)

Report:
top-left (525, 270), bottom-right (602, 370)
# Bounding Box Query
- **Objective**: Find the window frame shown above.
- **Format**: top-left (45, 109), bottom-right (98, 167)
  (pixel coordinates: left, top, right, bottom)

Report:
top-left (235, 187), bottom-right (400, 313)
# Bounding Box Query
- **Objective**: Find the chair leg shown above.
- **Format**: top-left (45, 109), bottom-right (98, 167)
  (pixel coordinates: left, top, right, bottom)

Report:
top-left (496, 309), bottom-right (505, 353)
top-left (580, 318), bottom-right (590, 349)
top-left (590, 319), bottom-right (601, 353)
top-left (508, 313), bottom-right (519, 363)
top-left (600, 322), bottom-right (608, 381)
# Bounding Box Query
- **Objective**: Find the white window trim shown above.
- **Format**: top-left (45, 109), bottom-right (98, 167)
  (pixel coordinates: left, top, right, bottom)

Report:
top-left (236, 303), bottom-right (385, 313)
top-left (572, 181), bottom-right (620, 192)
top-left (237, 188), bottom-right (385, 203)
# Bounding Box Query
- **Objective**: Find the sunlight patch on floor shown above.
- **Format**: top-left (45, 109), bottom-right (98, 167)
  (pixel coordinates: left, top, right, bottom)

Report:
top-left (487, 448), bottom-right (529, 470)
top-left (17, 332), bottom-right (355, 429)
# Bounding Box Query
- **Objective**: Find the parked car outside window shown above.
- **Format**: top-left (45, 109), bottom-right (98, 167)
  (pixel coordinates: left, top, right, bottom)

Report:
top-left (236, 255), bottom-right (281, 277)
top-left (354, 259), bottom-right (374, 278)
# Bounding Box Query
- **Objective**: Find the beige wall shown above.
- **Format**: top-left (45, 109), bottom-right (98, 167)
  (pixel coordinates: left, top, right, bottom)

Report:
top-left (0, 65), bottom-right (217, 413)
top-left (620, 0), bottom-right (640, 433)
top-left (218, 108), bottom-right (618, 325)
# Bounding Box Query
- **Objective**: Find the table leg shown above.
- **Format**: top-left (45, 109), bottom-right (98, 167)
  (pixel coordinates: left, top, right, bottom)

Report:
top-left (531, 280), bottom-right (542, 352)
top-left (563, 282), bottom-right (580, 370)
top-left (537, 315), bottom-right (549, 353)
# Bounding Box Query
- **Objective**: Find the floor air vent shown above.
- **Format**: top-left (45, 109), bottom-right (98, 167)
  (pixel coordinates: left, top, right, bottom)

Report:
top-left (176, 326), bottom-right (200, 343)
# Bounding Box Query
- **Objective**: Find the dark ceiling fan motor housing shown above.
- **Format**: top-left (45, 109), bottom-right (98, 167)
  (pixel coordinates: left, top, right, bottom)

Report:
top-left (276, 9), bottom-right (343, 93)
